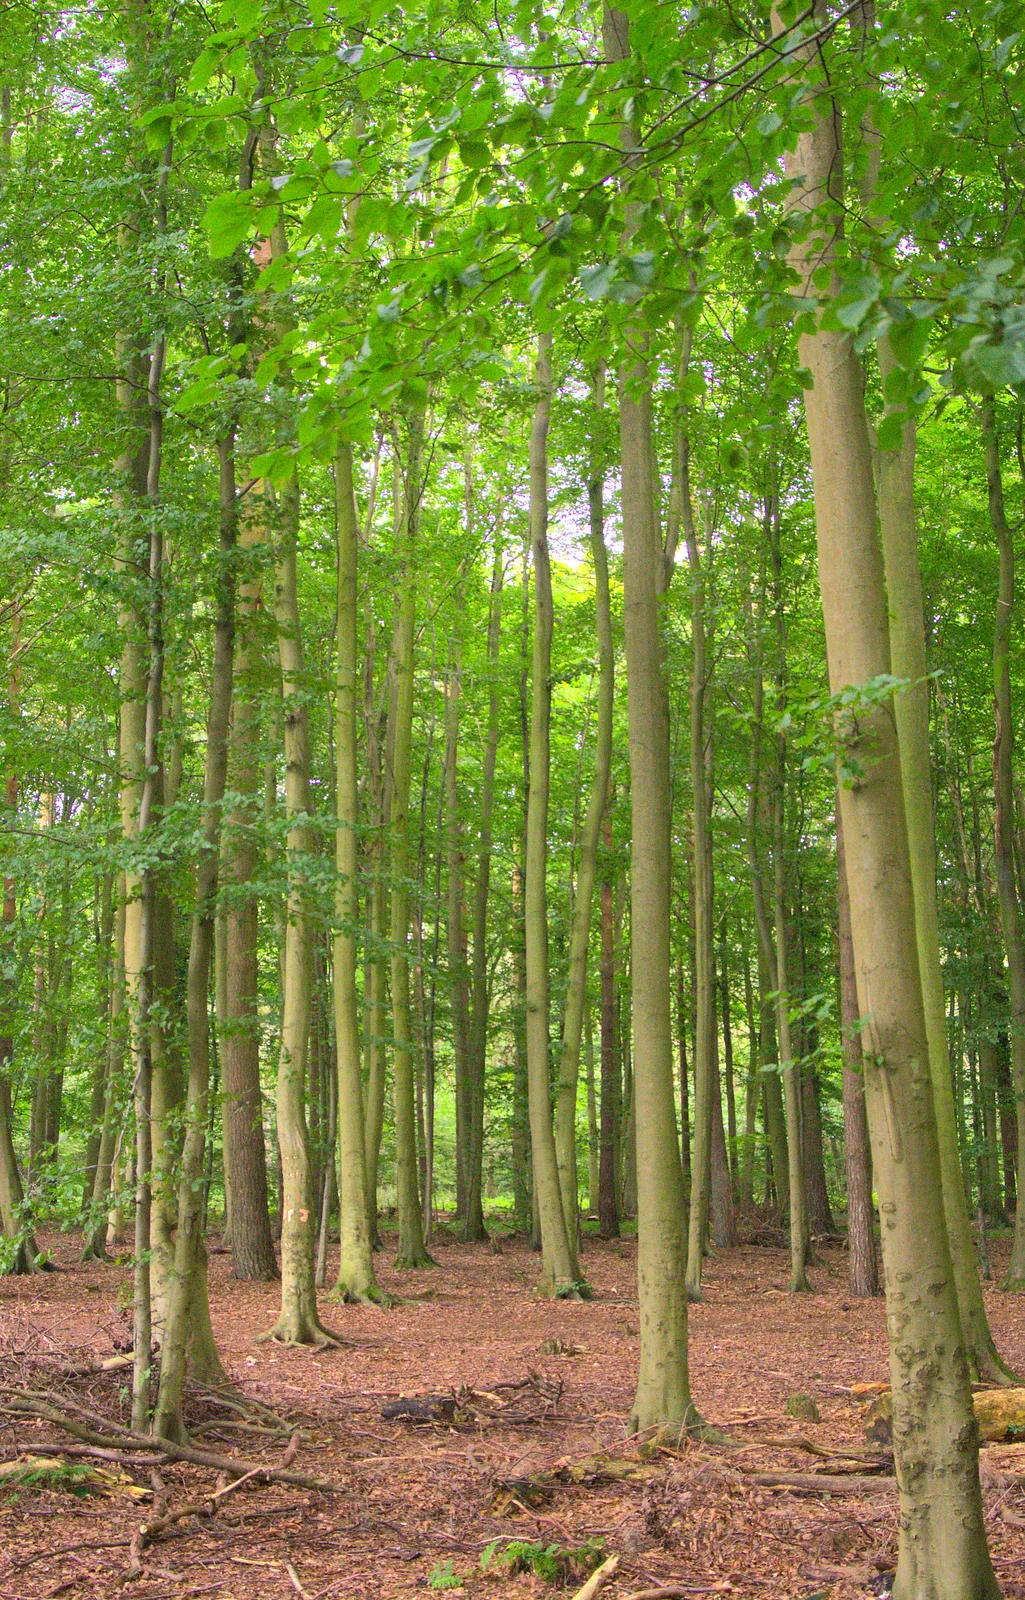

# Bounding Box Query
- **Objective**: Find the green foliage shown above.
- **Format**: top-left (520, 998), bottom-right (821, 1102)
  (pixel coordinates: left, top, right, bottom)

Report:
top-left (480, 1538), bottom-right (605, 1586)
top-left (427, 1559), bottom-right (464, 1590)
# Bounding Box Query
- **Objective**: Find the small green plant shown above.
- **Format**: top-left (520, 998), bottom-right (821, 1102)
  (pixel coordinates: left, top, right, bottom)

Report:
top-left (428, 1558), bottom-right (463, 1590)
top-left (480, 1538), bottom-right (605, 1587)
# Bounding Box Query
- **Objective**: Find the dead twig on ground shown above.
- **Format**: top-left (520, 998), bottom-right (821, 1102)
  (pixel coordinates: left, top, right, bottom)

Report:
top-left (0, 1395), bottom-right (340, 1493)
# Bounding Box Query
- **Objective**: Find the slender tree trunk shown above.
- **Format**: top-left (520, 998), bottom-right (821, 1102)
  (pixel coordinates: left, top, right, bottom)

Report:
top-left (465, 538), bottom-right (504, 1242)
top-left (719, 929), bottom-right (738, 1190)
top-left (554, 364), bottom-right (613, 1252)
top-left (617, 322), bottom-right (693, 1422)
top-left (607, 0), bottom-right (693, 1427)
top-left (83, 892), bottom-right (126, 1262)
top-left (221, 491), bottom-right (278, 1284)
top-left (709, 1038), bottom-right (736, 1249)
top-left (130, 330), bottom-right (167, 1431)
top-left (598, 831), bottom-right (620, 1240)
top-left (82, 872), bottom-right (115, 1216)
top-left (510, 859), bottom-right (531, 1233)
top-left (524, 329), bottom-right (579, 1295)
top-left (0, 606), bottom-right (40, 1272)
top-left (676, 950), bottom-right (691, 1192)
top-left (769, 510), bottom-right (811, 1290)
top-left (738, 943), bottom-right (757, 1207)
top-left (982, 396), bottom-right (1025, 1291)
top-left (782, 17), bottom-right (996, 1586)
top-left (774, 771), bottom-right (811, 1290)
top-left (681, 381), bottom-right (717, 1300)
top-left (331, 444), bottom-right (379, 1301)
top-left (444, 598), bottom-right (473, 1228)
top-left (584, 1006), bottom-right (599, 1214)
top-left (389, 421), bottom-right (432, 1270)
top-left (152, 422), bottom-right (236, 1441)
top-left (745, 572), bottom-right (789, 1220)
top-left (259, 475), bottom-right (337, 1343)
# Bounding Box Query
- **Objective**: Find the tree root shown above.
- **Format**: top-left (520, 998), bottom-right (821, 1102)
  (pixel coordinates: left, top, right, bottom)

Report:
top-left (393, 1250), bottom-right (438, 1270)
top-left (254, 1307), bottom-right (347, 1348)
top-left (327, 1282), bottom-right (392, 1308)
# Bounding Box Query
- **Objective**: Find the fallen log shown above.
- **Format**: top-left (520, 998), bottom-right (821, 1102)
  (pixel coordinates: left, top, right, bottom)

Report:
top-left (749, 1471), bottom-right (895, 1494)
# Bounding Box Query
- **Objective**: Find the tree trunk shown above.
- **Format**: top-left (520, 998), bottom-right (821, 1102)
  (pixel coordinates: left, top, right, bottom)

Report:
top-left (330, 443), bottom-right (379, 1302)
top-left (444, 594), bottom-right (473, 1231)
top-left (129, 327), bottom-right (167, 1431)
top-left (598, 827), bottom-right (621, 1240)
top-left (259, 475), bottom-right (337, 1344)
top-left (739, 942), bottom-right (758, 1208)
top-left (82, 871), bottom-right (115, 1217)
top-left (607, 0), bottom-right (693, 1427)
top-left (982, 395), bottom-right (1025, 1290)
top-left (872, 341), bottom-right (1009, 1368)
top-left (616, 316), bottom-right (693, 1426)
top-left (782, 16), bottom-right (997, 1586)
top-left (221, 488), bottom-right (278, 1284)
top-left (83, 891), bottom-right (126, 1263)
top-left (152, 422), bottom-right (236, 1441)
top-left (745, 572), bottom-right (789, 1220)
top-left (676, 950), bottom-right (691, 1193)
top-left (802, 1067), bottom-right (835, 1236)
top-left (719, 929), bottom-right (738, 1190)
top-left (770, 518), bottom-right (811, 1292)
top-left (681, 364), bottom-right (717, 1301)
top-left (554, 363), bottom-right (613, 1253)
top-left (524, 329), bottom-right (579, 1295)
top-left (465, 537), bottom-right (504, 1242)
top-left (389, 419), bottom-right (432, 1270)
top-left (0, 606), bottom-right (41, 1273)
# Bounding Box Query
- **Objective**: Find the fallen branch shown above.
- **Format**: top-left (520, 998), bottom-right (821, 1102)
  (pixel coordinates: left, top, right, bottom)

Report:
top-left (0, 1397), bottom-right (341, 1493)
top-left (34, 1442), bottom-right (172, 1468)
top-left (621, 1589), bottom-right (722, 1599)
top-left (759, 1434), bottom-right (891, 1467)
top-left (125, 1433), bottom-right (307, 1579)
top-left (749, 1470), bottom-right (895, 1494)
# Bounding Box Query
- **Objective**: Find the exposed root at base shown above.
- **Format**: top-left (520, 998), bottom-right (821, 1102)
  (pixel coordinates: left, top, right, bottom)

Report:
top-left (254, 1319), bottom-right (347, 1349)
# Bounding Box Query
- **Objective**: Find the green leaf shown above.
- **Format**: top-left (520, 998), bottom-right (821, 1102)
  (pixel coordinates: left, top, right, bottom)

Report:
top-left (834, 296), bottom-right (876, 329)
top-left (202, 191), bottom-right (254, 259)
top-left (876, 411), bottom-right (905, 452)
top-left (579, 261), bottom-right (617, 300)
top-left (757, 111), bottom-right (783, 136)
top-left (995, 31), bottom-right (1021, 69)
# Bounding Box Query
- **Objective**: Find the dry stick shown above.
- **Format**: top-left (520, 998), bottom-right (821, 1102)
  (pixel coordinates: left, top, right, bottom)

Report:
top-left (1, 1399), bottom-right (339, 1493)
top-left (20, 1442), bottom-right (172, 1467)
top-left (126, 1435), bottom-right (302, 1579)
top-left (284, 1560), bottom-right (310, 1598)
top-left (621, 1589), bottom-right (721, 1599)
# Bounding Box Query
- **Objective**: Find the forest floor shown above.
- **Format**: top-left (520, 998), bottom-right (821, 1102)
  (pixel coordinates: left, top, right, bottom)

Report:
top-left (1, 1227), bottom-right (1024, 1600)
